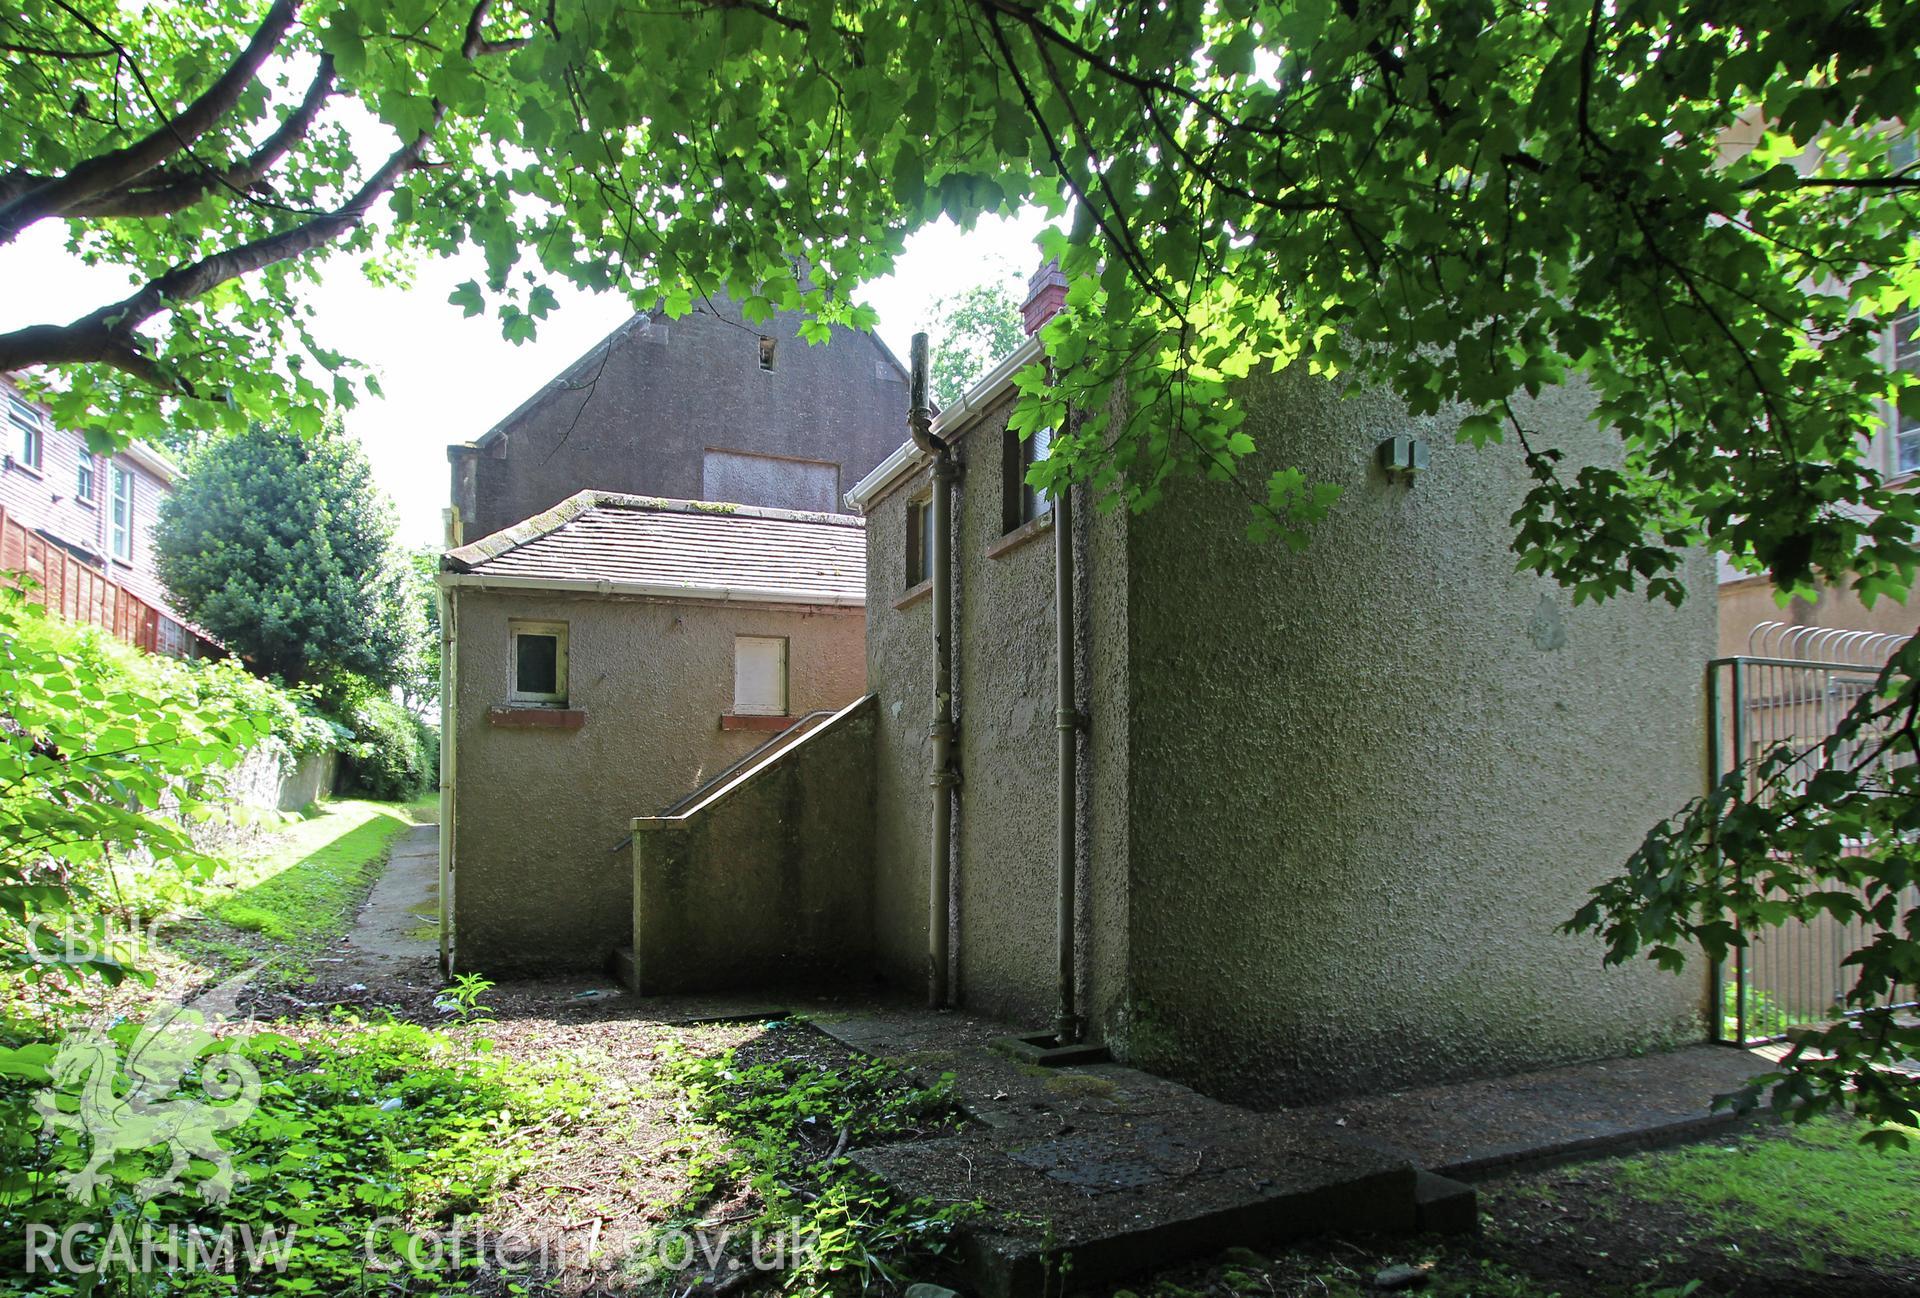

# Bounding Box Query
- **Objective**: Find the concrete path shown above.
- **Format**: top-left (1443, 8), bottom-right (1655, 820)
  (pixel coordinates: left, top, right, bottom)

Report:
top-left (1288, 1043), bottom-right (1778, 1180)
top-left (813, 1008), bottom-right (1785, 1297)
top-left (350, 822), bottom-right (441, 961)
top-left (815, 1009), bottom-right (1433, 1298)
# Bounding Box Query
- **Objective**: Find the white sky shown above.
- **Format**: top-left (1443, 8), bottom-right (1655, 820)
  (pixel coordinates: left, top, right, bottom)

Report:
top-left (0, 211), bottom-right (1048, 547)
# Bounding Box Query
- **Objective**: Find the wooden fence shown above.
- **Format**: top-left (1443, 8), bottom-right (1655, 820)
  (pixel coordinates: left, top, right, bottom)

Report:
top-left (0, 503), bottom-right (163, 653)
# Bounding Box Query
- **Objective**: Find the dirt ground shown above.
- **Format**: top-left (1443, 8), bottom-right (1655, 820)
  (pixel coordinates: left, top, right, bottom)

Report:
top-left (284, 954), bottom-right (1920, 1298)
top-left (185, 821), bottom-right (1914, 1298)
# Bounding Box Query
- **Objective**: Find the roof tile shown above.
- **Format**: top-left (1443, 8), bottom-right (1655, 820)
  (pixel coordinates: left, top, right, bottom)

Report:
top-left (445, 492), bottom-right (864, 605)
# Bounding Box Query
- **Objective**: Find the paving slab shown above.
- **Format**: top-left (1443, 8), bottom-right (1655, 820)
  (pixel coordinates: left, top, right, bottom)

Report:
top-left (814, 1010), bottom-right (1419, 1297)
top-left (1281, 1044), bottom-right (1781, 1180)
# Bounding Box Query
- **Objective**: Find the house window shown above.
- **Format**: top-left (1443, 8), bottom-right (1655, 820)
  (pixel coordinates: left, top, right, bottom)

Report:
top-left (1896, 309), bottom-right (1920, 475)
top-left (758, 336), bottom-right (776, 372)
top-left (733, 635), bottom-right (787, 716)
top-left (7, 396), bottom-right (44, 471)
top-left (905, 495), bottom-right (933, 588)
top-left (509, 620), bottom-right (568, 705)
top-left (1892, 130), bottom-right (1917, 175)
top-left (1002, 423), bottom-right (1054, 532)
top-left (75, 454), bottom-right (96, 504)
top-left (110, 466), bottom-right (134, 561)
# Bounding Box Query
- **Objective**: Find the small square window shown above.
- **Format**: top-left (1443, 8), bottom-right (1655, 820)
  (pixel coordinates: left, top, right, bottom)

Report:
top-left (733, 635), bottom-right (787, 716)
top-left (1002, 423), bottom-right (1053, 533)
top-left (905, 495), bottom-right (933, 588)
top-left (758, 336), bottom-right (776, 372)
top-left (509, 620), bottom-right (568, 705)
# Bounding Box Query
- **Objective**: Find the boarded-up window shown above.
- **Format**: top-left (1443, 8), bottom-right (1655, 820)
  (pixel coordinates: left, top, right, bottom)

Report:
top-left (733, 636), bottom-right (787, 716)
top-left (703, 448), bottom-right (839, 513)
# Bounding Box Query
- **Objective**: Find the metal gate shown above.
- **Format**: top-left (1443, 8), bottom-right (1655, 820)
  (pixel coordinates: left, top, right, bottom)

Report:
top-left (1708, 621), bottom-right (1920, 1045)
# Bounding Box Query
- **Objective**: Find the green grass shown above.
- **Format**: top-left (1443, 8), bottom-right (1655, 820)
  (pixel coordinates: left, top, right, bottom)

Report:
top-left (1106, 1115), bottom-right (1919, 1298)
top-left (208, 798), bottom-right (418, 945)
top-left (1610, 1116), bottom-right (1920, 1262)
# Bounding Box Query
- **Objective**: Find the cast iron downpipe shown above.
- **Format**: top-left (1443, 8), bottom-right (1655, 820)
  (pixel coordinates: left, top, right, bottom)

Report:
top-left (910, 333), bottom-right (958, 1009)
top-left (1053, 462), bottom-right (1081, 1044)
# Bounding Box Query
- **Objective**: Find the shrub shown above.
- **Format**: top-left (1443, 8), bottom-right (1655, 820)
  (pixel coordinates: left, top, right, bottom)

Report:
top-left (154, 421), bottom-right (419, 688)
top-left (0, 585), bottom-right (331, 981)
top-left (339, 691), bottom-right (438, 801)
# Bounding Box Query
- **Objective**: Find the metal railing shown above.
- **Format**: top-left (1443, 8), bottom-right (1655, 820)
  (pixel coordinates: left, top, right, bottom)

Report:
top-left (1709, 621), bottom-right (1920, 1045)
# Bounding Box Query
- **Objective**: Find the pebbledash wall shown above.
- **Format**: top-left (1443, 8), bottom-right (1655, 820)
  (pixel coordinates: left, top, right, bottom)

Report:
top-left (861, 363), bottom-right (1713, 1107)
top-left (446, 586), bottom-right (865, 974)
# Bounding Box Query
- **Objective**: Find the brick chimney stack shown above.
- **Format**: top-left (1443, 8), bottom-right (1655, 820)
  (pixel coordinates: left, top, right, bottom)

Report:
top-left (1021, 259), bottom-right (1068, 335)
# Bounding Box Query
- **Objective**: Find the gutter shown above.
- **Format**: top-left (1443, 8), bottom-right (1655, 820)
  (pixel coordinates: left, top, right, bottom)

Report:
top-left (435, 571), bottom-right (864, 608)
top-left (1053, 431), bottom-right (1081, 1044)
top-left (438, 540), bottom-right (458, 975)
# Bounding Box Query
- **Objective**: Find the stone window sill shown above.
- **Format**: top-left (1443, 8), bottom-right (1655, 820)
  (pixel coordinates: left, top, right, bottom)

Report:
top-left (489, 706), bottom-right (585, 729)
top-left (893, 579), bottom-right (932, 610)
top-left (721, 713), bottom-right (799, 732)
top-left (985, 511), bottom-right (1053, 560)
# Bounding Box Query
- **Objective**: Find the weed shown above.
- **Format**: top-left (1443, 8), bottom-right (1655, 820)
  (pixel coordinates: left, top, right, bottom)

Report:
top-left (0, 1013), bottom-right (597, 1296)
top-left (646, 1036), bottom-right (973, 1295)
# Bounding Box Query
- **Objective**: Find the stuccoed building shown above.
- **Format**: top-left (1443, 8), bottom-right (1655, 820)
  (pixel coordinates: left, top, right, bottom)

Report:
top-left (841, 284), bottom-right (1715, 1105)
top-left (439, 299), bottom-right (895, 975)
top-left (448, 279), bottom-right (1716, 1109)
top-left (439, 493), bottom-right (866, 974)
top-left (615, 269), bottom-right (1715, 1108)
top-left (447, 299), bottom-right (910, 542)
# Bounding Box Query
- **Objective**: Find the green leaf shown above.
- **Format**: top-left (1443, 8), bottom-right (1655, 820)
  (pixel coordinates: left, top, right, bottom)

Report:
top-left (447, 280), bottom-right (485, 318)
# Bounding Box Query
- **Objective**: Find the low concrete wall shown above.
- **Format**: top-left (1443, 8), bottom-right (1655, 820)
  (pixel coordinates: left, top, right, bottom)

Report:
top-left (274, 750), bottom-right (338, 811)
top-left (629, 695), bottom-right (876, 994)
top-left (182, 745), bottom-right (337, 854)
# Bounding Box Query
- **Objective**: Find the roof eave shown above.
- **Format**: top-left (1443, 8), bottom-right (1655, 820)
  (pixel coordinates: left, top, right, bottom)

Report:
top-left (846, 332), bottom-right (1045, 512)
top-left (436, 570), bottom-right (864, 608)
top-left (442, 489), bottom-right (865, 573)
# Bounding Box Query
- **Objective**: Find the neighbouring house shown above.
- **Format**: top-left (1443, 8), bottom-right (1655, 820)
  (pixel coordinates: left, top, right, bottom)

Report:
top-left (438, 493), bottom-right (866, 973)
top-left (446, 298), bottom-right (910, 544)
top-left (1713, 139), bottom-right (1918, 658)
top-left (0, 378), bottom-right (215, 657)
top-left (624, 267), bottom-right (1719, 1108)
